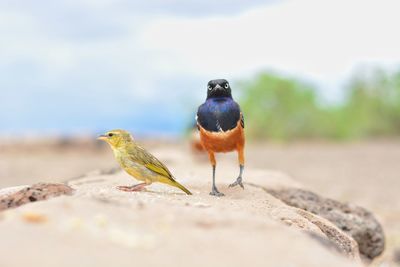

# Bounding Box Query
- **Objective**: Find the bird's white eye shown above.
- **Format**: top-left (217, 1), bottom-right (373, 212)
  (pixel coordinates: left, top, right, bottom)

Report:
top-left (224, 83), bottom-right (229, 89)
top-left (208, 85), bottom-right (212, 90)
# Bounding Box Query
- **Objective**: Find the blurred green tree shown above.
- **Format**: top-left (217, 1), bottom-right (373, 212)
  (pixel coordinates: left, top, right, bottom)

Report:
top-left (238, 68), bottom-right (400, 141)
top-left (341, 68), bottom-right (400, 138)
top-left (238, 72), bottom-right (323, 140)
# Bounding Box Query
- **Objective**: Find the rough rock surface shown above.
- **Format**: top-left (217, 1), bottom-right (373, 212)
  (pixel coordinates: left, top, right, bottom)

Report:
top-left (265, 188), bottom-right (385, 259)
top-left (0, 183), bottom-right (74, 211)
top-left (0, 159), bottom-right (365, 267)
top-left (246, 182), bottom-right (362, 259)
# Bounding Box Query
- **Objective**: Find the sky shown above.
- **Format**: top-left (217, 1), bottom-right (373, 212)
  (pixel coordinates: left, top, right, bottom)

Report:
top-left (1, 0), bottom-right (400, 136)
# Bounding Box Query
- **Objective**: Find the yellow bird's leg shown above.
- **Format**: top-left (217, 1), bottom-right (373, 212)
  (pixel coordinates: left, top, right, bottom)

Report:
top-left (229, 147), bottom-right (245, 189)
top-left (117, 183), bottom-right (147, 192)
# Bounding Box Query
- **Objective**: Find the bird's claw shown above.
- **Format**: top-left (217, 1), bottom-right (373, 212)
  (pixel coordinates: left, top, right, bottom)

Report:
top-left (117, 184), bottom-right (146, 192)
top-left (229, 177), bottom-right (244, 189)
top-left (210, 188), bottom-right (225, 197)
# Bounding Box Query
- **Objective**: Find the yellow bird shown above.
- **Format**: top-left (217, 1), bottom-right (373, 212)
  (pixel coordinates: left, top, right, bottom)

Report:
top-left (98, 129), bottom-right (192, 195)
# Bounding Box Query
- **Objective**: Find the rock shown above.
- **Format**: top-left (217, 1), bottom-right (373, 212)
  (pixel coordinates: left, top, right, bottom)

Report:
top-left (0, 183), bottom-right (74, 211)
top-left (296, 209), bottom-right (360, 259)
top-left (394, 248), bottom-right (400, 264)
top-left (247, 182), bottom-right (360, 260)
top-left (0, 164), bottom-right (364, 267)
top-left (264, 188), bottom-right (385, 260)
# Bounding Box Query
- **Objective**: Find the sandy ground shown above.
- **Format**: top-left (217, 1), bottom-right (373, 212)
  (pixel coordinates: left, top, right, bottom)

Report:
top-left (0, 139), bottom-right (399, 265)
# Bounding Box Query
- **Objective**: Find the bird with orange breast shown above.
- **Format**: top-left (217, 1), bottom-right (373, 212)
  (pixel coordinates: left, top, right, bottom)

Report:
top-left (196, 79), bottom-right (245, 196)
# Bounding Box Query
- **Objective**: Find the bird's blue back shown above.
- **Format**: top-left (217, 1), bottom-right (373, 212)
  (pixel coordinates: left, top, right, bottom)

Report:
top-left (197, 97), bottom-right (241, 132)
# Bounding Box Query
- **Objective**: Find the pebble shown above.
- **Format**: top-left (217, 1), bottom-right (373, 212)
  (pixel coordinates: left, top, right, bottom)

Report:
top-left (21, 212), bottom-right (48, 224)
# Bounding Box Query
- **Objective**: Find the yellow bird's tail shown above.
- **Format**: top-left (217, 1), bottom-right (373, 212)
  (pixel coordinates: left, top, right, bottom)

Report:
top-left (160, 177), bottom-right (192, 195)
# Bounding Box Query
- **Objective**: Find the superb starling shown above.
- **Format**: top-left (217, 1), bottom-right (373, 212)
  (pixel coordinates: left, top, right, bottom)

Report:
top-left (196, 79), bottom-right (245, 196)
top-left (98, 129), bottom-right (192, 195)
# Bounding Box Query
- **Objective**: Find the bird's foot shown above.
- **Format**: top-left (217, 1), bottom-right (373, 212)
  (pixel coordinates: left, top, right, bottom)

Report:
top-left (117, 183), bottom-right (147, 192)
top-left (229, 177), bottom-right (244, 189)
top-left (210, 187), bottom-right (225, 197)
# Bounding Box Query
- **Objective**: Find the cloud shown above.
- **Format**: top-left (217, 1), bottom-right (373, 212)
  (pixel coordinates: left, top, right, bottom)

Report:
top-left (1, 0), bottom-right (400, 134)
top-left (140, 0), bottom-right (400, 101)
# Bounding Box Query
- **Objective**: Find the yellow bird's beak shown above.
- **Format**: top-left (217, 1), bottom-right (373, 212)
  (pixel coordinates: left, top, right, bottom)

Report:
top-left (97, 135), bottom-right (108, 141)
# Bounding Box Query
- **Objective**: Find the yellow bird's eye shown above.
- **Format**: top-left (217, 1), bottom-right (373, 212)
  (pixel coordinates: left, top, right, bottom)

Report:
top-left (224, 83), bottom-right (229, 89)
top-left (108, 133), bottom-right (114, 137)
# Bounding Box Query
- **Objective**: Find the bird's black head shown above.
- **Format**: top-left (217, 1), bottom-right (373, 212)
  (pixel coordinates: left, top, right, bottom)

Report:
top-left (206, 79), bottom-right (232, 99)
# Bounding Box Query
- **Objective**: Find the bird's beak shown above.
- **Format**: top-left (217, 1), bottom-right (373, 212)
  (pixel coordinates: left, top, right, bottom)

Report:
top-left (97, 135), bottom-right (107, 141)
top-left (214, 84), bottom-right (223, 91)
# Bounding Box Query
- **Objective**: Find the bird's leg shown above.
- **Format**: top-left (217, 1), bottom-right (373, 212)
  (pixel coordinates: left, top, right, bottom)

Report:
top-left (210, 165), bottom-right (225, 197)
top-left (229, 148), bottom-right (245, 189)
top-left (208, 152), bottom-right (224, 197)
top-left (117, 183), bottom-right (147, 192)
top-left (229, 165), bottom-right (244, 189)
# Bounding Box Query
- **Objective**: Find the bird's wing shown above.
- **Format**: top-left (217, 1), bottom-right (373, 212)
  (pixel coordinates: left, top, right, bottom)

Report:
top-left (129, 145), bottom-right (174, 179)
top-left (240, 112), bottom-right (245, 128)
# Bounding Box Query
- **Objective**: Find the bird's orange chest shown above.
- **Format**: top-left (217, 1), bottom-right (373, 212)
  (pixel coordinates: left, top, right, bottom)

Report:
top-left (199, 121), bottom-right (245, 153)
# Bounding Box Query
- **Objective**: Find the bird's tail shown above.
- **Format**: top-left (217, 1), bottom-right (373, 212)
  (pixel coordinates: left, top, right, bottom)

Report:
top-left (160, 177), bottom-right (192, 195)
